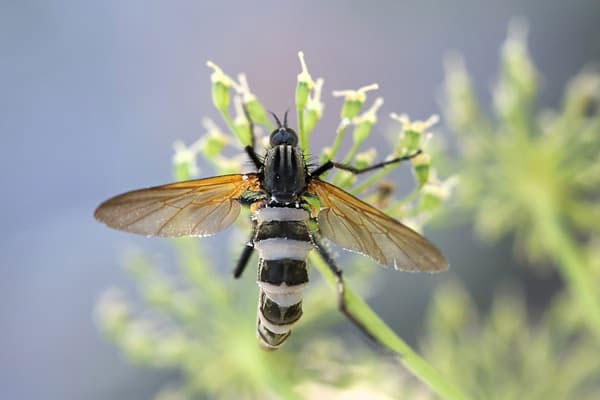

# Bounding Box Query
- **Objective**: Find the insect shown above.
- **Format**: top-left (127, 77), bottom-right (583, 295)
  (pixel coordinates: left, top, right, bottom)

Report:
top-left (94, 111), bottom-right (448, 350)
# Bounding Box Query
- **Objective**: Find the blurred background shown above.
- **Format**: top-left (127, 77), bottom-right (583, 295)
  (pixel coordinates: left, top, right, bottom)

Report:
top-left (2, 1), bottom-right (599, 399)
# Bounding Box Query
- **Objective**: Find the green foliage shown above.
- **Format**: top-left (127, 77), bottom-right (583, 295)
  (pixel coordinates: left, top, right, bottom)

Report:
top-left (96, 53), bottom-right (458, 399)
top-left (96, 23), bottom-right (600, 399)
top-left (422, 282), bottom-right (600, 399)
top-left (310, 253), bottom-right (467, 400)
top-left (435, 21), bottom-right (600, 398)
top-left (445, 28), bottom-right (600, 261)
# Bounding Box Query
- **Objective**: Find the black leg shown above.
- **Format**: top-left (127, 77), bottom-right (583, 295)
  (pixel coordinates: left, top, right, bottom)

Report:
top-left (309, 161), bottom-right (334, 178)
top-left (310, 149), bottom-right (422, 178)
top-left (233, 243), bottom-right (254, 279)
top-left (245, 146), bottom-right (263, 170)
top-left (312, 236), bottom-right (379, 345)
top-left (234, 221), bottom-right (257, 279)
top-left (242, 104), bottom-right (256, 150)
top-left (242, 104), bottom-right (263, 170)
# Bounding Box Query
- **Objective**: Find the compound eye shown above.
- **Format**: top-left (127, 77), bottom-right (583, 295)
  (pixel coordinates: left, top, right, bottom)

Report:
top-left (270, 128), bottom-right (298, 146)
top-left (284, 129), bottom-right (298, 146)
top-left (270, 129), bottom-right (283, 145)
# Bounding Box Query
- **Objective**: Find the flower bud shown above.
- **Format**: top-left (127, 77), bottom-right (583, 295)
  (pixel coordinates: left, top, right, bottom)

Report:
top-left (336, 171), bottom-right (356, 189)
top-left (200, 119), bottom-right (229, 159)
top-left (320, 146), bottom-right (333, 164)
top-left (295, 51), bottom-right (315, 111)
top-left (501, 21), bottom-right (537, 99)
top-left (391, 113), bottom-right (438, 155)
top-left (493, 21), bottom-right (538, 123)
top-left (233, 96), bottom-right (252, 146)
top-left (173, 139), bottom-right (202, 181)
top-left (563, 70), bottom-right (600, 120)
top-left (237, 73), bottom-right (269, 126)
top-left (213, 154), bottom-right (244, 175)
top-left (333, 83), bottom-right (378, 120)
top-left (411, 152), bottom-right (431, 187)
top-left (443, 54), bottom-right (481, 133)
top-left (206, 61), bottom-right (235, 112)
top-left (418, 183), bottom-right (445, 212)
top-left (352, 97), bottom-right (383, 144)
top-left (355, 148), bottom-right (377, 168)
top-left (304, 78), bottom-right (325, 135)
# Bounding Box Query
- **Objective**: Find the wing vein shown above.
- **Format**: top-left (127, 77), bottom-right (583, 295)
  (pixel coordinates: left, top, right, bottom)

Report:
top-left (95, 174), bottom-right (259, 238)
top-left (307, 178), bottom-right (447, 272)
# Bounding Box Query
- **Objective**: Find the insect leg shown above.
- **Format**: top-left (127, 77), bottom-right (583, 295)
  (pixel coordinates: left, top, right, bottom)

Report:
top-left (312, 236), bottom-right (378, 345)
top-left (310, 149), bottom-right (422, 178)
top-left (233, 243), bottom-right (254, 278)
top-left (233, 222), bottom-right (257, 279)
top-left (242, 104), bottom-right (256, 150)
top-left (241, 104), bottom-right (264, 170)
top-left (245, 146), bottom-right (263, 170)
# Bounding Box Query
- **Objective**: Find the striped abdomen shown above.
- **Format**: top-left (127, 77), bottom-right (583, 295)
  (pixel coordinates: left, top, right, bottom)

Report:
top-left (253, 206), bottom-right (312, 350)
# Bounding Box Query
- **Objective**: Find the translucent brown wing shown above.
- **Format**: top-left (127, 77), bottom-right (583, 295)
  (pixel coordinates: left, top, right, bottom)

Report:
top-left (307, 179), bottom-right (448, 272)
top-left (94, 174), bottom-right (260, 237)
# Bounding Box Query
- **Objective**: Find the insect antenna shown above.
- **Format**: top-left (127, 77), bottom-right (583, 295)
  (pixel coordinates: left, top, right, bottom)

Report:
top-left (283, 109), bottom-right (289, 128)
top-left (269, 111), bottom-right (283, 128)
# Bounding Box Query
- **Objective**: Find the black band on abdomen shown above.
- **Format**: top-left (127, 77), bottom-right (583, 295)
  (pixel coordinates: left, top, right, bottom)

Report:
top-left (254, 220), bottom-right (310, 242)
top-left (257, 319), bottom-right (291, 348)
top-left (258, 258), bottom-right (309, 286)
top-left (260, 291), bottom-right (303, 326)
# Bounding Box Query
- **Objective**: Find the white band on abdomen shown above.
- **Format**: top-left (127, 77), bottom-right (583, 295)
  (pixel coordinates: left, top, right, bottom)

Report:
top-left (255, 207), bottom-right (309, 223)
top-left (258, 282), bottom-right (305, 307)
top-left (254, 238), bottom-right (313, 260)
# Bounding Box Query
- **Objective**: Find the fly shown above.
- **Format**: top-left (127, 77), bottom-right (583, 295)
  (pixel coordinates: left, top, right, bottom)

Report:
top-left (94, 111), bottom-right (448, 350)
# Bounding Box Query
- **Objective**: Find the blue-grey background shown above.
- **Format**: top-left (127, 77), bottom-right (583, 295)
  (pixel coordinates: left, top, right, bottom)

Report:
top-left (1, 1), bottom-right (599, 399)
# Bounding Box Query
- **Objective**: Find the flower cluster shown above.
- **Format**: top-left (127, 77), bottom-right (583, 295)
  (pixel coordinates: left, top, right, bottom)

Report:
top-left (434, 22), bottom-right (600, 398)
top-left (96, 52), bottom-right (456, 399)
top-left (443, 22), bottom-right (600, 340)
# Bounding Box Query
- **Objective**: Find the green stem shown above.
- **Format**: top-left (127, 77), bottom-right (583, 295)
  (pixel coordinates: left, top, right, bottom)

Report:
top-left (297, 106), bottom-right (307, 151)
top-left (331, 140), bottom-right (363, 185)
top-left (342, 141), bottom-right (362, 164)
top-left (219, 110), bottom-right (247, 146)
top-left (310, 253), bottom-right (470, 400)
top-left (537, 213), bottom-right (600, 339)
top-left (319, 123), bottom-right (349, 181)
top-left (351, 165), bottom-right (395, 195)
top-left (328, 125), bottom-right (348, 161)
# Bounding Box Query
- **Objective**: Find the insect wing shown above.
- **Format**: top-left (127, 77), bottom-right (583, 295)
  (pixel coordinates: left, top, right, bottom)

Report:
top-left (94, 174), bottom-right (259, 237)
top-left (308, 179), bottom-right (447, 272)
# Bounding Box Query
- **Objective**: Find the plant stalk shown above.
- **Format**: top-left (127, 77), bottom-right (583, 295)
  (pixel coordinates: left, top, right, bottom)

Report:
top-left (310, 252), bottom-right (470, 400)
top-left (537, 212), bottom-right (600, 339)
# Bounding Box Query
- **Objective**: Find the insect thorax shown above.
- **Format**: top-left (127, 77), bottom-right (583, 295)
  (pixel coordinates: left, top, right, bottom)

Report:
top-left (262, 145), bottom-right (307, 205)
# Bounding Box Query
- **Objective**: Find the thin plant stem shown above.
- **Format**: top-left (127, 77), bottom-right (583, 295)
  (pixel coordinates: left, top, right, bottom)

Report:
top-left (310, 253), bottom-right (470, 400)
top-left (328, 125), bottom-right (348, 162)
top-left (536, 209), bottom-right (600, 339)
top-left (331, 139), bottom-right (363, 185)
top-left (297, 106), bottom-right (307, 150)
top-left (219, 109), bottom-right (247, 146)
top-left (320, 122), bottom-right (349, 180)
top-left (352, 164), bottom-right (397, 195)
